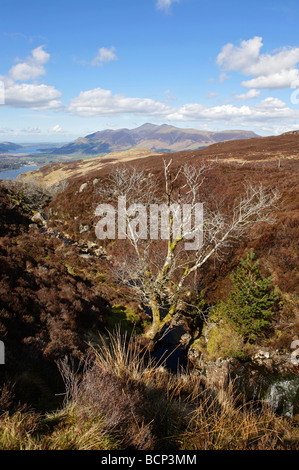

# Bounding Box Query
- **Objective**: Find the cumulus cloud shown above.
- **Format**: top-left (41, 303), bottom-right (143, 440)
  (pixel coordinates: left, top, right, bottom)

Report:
top-left (9, 45), bottom-right (50, 81)
top-left (68, 87), bottom-right (172, 117)
top-left (233, 89), bottom-right (261, 101)
top-left (217, 37), bottom-right (263, 74)
top-left (167, 97), bottom-right (299, 128)
top-left (217, 36), bottom-right (299, 89)
top-left (254, 97), bottom-right (287, 110)
top-left (242, 69), bottom-right (299, 89)
top-left (3, 78), bottom-right (62, 110)
top-left (0, 46), bottom-right (62, 110)
top-left (68, 85), bottom-right (299, 133)
top-left (156, 0), bottom-right (180, 13)
top-left (91, 47), bottom-right (118, 66)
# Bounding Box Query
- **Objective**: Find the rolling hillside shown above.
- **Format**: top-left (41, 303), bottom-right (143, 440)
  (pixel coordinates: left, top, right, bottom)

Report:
top-left (17, 147), bottom-right (160, 187)
top-left (0, 142), bottom-right (23, 153)
top-left (18, 130), bottom-right (299, 188)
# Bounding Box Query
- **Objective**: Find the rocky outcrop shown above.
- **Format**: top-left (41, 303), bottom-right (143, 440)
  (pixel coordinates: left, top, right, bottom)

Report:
top-left (31, 211), bottom-right (48, 226)
top-left (79, 182), bottom-right (88, 193)
top-left (188, 347), bottom-right (299, 417)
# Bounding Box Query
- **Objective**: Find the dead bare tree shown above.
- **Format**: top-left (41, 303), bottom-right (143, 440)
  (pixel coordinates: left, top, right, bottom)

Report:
top-left (95, 161), bottom-right (280, 340)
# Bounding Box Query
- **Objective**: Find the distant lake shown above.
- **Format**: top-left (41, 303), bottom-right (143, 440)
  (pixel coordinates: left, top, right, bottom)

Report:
top-left (0, 165), bottom-right (40, 180)
top-left (13, 147), bottom-right (42, 154)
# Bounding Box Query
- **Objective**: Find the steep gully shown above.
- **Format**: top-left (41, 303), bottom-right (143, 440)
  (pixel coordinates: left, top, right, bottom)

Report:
top-left (32, 217), bottom-right (299, 418)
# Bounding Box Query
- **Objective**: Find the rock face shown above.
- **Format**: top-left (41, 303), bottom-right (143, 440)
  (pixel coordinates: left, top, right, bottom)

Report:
top-left (188, 348), bottom-right (299, 417)
top-left (31, 211), bottom-right (48, 226)
top-left (79, 182), bottom-right (88, 193)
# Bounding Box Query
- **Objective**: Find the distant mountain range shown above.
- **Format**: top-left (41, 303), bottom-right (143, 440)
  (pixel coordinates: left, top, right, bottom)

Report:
top-left (21, 129), bottom-right (299, 190)
top-left (50, 123), bottom-right (260, 155)
top-left (0, 142), bottom-right (23, 153)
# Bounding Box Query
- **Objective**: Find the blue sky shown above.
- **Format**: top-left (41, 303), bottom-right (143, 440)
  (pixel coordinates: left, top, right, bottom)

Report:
top-left (1, 0), bottom-right (299, 142)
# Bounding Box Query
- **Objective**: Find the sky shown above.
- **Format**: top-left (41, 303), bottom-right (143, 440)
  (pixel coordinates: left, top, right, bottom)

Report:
top-left (1, 0), bottom-right (299, 142)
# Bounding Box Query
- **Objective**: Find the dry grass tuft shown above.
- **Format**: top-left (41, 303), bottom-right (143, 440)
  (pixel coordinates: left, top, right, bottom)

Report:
top-left (0, 330), bottom-right (298, 450)
top-left (180, 384), bottom-right (291, 450)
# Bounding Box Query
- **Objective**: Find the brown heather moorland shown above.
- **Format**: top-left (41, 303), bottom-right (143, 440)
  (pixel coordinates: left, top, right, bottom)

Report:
top-left (0, 132), bottom-right (299, 449)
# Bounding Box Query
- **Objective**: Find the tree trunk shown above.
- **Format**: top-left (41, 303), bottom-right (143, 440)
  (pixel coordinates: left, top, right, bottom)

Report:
top-left (144, 297), bottom-right (162, 340)
top-left (144, 297), bottom-right (178, 341)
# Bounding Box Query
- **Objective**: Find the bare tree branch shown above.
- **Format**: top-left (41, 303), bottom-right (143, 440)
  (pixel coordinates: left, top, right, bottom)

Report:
top-left (95, 161), bottom-right (279, 340)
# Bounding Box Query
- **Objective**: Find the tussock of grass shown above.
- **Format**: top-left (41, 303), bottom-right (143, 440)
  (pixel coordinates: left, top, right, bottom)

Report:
top-left (0, 330), bottom-right (298, 450)
top-left (180, 385), bottom-right (290, 450)
top-left (42, 405), bottom-right (120, 450)
top-left (0, 410), bottom-right (40, 450)
top-left (0, 406), bottom-right (120, 450)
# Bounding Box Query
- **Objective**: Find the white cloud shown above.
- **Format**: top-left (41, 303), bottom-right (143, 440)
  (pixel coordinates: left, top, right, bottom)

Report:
top-left (0, 46), bottom-right (62, 110)
top-left (67, 86), bottom-right (299, 133)
top-left (50, 124), bottom-right (63, 133)
top-left (233, 89), bottom-right (261, 101)
top-left (242, 69), bottom-right (299, 89)
top-left (217, 36), bottom-right (299, 89)
top-left (68, 87), bottom-right (172, 117)
top-left (21, 127), bottom-right (41, 134)
top-left (217, 37), bottom-right (263, 74)
top-left (254, 97), bottom-right (287, 110)
top-left (91, 47), bottom-right (118, 66)
top-left (3, 79), bottom-right (62, 110)
top-left (167, 97), bottom-right (299, 129)
top-left (9, 45), bottom-right (50, 81)
top-left (156, 0), bottom-right (180, 13)
top-left (169, 103), bottom-right (251, 121)
top-left (259, 123), bottom-right (299, 135)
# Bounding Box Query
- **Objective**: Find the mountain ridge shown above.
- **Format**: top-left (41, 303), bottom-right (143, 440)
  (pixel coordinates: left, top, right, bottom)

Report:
top-left (17, 129), bottom-right (299, 189)
top-left (0, 142), bottom-right (23, 153)
top-left (50, 123), bottom-right (260, 155)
